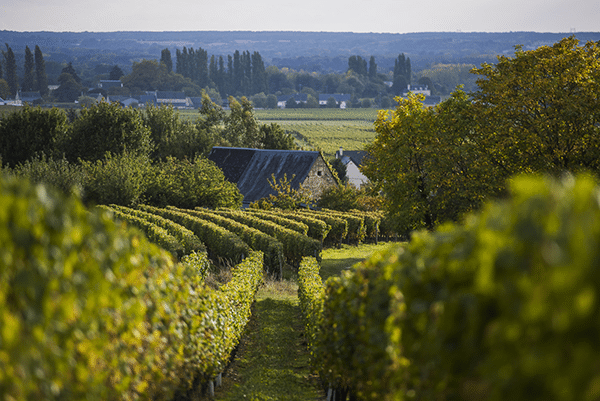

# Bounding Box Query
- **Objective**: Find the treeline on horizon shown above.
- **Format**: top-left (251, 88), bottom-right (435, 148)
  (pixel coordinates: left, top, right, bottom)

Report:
top-left (0, 40), bottom-right (424, 107)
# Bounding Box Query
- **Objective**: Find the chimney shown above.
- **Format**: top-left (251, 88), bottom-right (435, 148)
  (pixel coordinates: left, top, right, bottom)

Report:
top-left (338, 147), bottom-right (343, 158)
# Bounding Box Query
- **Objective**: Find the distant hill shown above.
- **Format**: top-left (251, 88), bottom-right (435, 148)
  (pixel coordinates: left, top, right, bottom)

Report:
top-left (1, 30), bottom-right (599, 73)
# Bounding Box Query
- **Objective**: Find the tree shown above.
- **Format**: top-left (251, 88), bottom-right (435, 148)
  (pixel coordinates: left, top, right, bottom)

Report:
top-left (67, 101), bottom-right (153, 162)
top-left (224, 96), bottom-right (260, 147)
top-left (2, 44), bottom-right (18, 97)
top-left (34, 45), bottom-right (48, 97)
top-left (392, 53), bottom-right (411, 95)
top-left (53, 72), bottom-right (85, 102)
top-left (259, 123), bottom-right (296, 150)
top-left (144, 156), bottom-right (242, 209)
top-left (251, 51), bottom-right (268, 95)
top-left (326, 96), bottom-right (338, 108)
top-left (160, 48), bottom-right (173, 73)
top-left (266, 94), bottom-right (278, 109)
top-left (251, 174), bottom-right (314, 210)
top-left (364, 37), bottom-right (600, 233)
top-left (471, 36), bottom-right (600, 177)
top-left (348, 55), bottom-right (368, 76)
top-left (368, 56), bottom-right (377, 78)
top-left (22, 46), bottom-right (35, 92)
top-left (109, 65), bottom-right (124, 80)
top-left (0, 79), bottom-right (10, 99)
top-left (0, 105), bottom-right (69, 167)
top-left (363, 94), bottom-right (437, 231)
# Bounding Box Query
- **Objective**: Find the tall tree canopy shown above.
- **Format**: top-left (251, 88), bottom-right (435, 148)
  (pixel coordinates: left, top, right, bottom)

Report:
top-left (471, 36), bottom-right (600, 176)
top-left (364, 37), bottom-right (600, 233)
top-left (2, 44), bottom-right (18, 97)
top-left (22, 46), bottom-right (35, 92)
top-left (34, 45), bottom-right (48, 97)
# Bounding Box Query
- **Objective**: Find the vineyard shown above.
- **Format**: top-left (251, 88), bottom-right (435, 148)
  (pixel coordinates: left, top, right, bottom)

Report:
top-left (0, 171), bottom-right (387, 400)
top-left (298, 174), bottom-right (600, 401)
top-left (5, 172), bottom-right (600, 400)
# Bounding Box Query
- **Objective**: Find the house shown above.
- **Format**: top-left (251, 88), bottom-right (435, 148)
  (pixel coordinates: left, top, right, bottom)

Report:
top-left (107, 95), bottom-right (138, 107)
top-left (403, 84), bottom-right (431, 97)
top-left (139, 93), bottom-right (158, 107)
top-left (208, 147), bottom-right (337, 206)
top-left (155, 91), bottom-right (190, 108)
top-left (319, 94), bottom-right (351, 109)
top-left (277, 93), bottom-right (308, 108)
top-left (19, 91), bottom-right (43, 105)
top-left (335, 147), bottom-right (370, 188)
top-left (98, 80), bottom-right (123, 90)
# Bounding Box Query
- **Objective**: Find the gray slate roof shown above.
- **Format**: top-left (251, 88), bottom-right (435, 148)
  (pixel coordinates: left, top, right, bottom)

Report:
top-left (208, 147), bottom-right (324, 204)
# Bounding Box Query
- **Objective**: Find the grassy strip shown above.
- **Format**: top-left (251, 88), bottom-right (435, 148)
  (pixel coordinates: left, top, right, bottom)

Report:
top-left (212, 243), bottom-right (400, 400)
top-left (319, 242), bottom-right (400, 281)
top-left (213, 279), bottom-right (324, 401)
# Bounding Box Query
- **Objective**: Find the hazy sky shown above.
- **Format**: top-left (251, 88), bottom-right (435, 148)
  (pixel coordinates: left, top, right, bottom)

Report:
top-left (1, 0), bottom-right (598, 33)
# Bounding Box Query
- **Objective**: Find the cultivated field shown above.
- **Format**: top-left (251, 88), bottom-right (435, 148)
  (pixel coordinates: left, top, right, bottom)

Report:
top-left (255, 108), bottom-right (384, 156)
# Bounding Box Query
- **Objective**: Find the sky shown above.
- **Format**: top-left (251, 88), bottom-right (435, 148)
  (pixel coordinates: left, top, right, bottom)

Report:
top-left (1, 0), bottom-right (598, 33)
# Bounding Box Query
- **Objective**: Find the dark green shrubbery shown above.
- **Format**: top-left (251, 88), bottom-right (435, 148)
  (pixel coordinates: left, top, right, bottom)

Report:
top-left (0, 102), bottom-right (243, 210)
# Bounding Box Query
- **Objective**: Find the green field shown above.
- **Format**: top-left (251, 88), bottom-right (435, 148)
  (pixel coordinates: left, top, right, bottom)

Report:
top-left (255, 108), bottom-right (386, 156)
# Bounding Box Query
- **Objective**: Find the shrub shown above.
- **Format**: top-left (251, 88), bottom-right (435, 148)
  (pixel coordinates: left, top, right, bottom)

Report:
top-left (144, 156), bottom-right (242, 209)
top-left (67, 101), bottom-right (153, 162)
top-left (0, 105), bottom-right (69, 167)
top-left (81, 152), bottom-right (151, 206)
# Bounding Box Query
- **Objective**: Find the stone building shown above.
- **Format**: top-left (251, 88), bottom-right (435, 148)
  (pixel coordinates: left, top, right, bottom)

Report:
top-left (208, 147), bottom-right (337, 207)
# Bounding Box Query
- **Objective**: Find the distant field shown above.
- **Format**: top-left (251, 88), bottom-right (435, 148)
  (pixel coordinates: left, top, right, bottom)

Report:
top-left (254, 108), bottom-right (382, 121)
top-left (180, 107), bottom-right (387, 155)
top-left (255, 108), bottom-right (387, 155)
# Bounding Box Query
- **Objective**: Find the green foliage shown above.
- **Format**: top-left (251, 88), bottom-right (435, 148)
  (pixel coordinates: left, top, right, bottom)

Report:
top-left (0, 105), bottom-right (69, 167)
top-left (297, 209), bottom-right (348, 247)
top-left (211, 208), bottom-right (322, 265)
top-left (175, 207), bottom-right (283, 275)
top-left (472, 36), bottom-right (600, 176)
top-left (0, 173), bottom-right (219, 400)
top-left (143, 104), bottom-right (216, 160)
top-left (251, 173), bottom-right (315, 210)
top-left (107, 204), bottom-right (206, 256)
top-left (140, 204), bottom-right (251, 264)
top-left (67, 101), bottom-right (153, 162)
top-left (245, 208), bottom-right (309, 235)
top-left (365, 37), bottom-right (600, 232)
top-left (249, 208), bottom-right (331, 244)
top-left (9, 155), bottom-right (85, 197)
top-left (98, 205), bottom-right (186, 259)
top-left (297, 257), bottom-right (325, 371)
top-left (143, 156), bottom-right (242, 209)
top-left (81, 152), bottom-right (151, 206)
top-left (308, 174), bottom-right (600, 400)
top-left (258, 122), bottom-right (297, 150)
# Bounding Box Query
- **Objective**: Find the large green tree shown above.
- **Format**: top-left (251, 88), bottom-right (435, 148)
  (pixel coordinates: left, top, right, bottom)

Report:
top-left (67, 101), bottom-right (153, 162)
top-left (0, 106), bottom-right (69, 167)
top-left (2, 44), bottom-right (18, 97)
top-left (364, 37), bottom-right (600, 232)
top-left (22, 46), bottom-right (35, 92)
top-left (471, 36), bottom-right (600, 176)
top-left (34, 45), bottom-right (49, 97)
